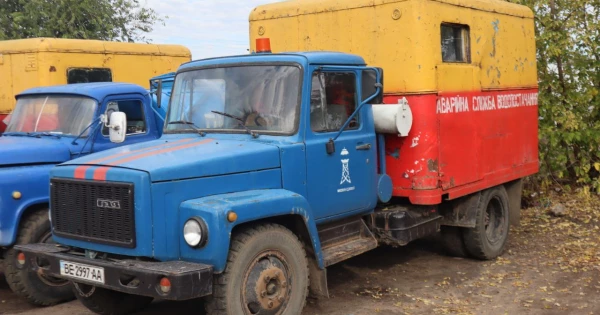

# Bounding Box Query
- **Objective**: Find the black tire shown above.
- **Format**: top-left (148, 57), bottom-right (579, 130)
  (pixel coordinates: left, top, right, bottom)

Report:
top-left (72, 282), bottom-right (153, 315)
top-left (205, 223), bottom-right (309, 315)
top-left (4, 208), bottom-right (74, 306)
top-left (463, 186), bottom-right (510, 260)
top-left (440, 226), bottom-right (469, 258)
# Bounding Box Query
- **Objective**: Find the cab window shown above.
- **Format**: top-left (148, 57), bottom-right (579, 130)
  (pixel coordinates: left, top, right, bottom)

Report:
top-left (310, 72), bottom-right (358, 133)
top-left (67, 68), bottom-right (112, 84)
top-left (102, 100), bottom-right (147, 136)
top-left (441, 24), bottom-right (470, 63)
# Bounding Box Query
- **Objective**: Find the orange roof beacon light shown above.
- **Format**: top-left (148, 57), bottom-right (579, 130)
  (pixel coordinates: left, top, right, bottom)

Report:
top-left (256, 38), bottom-right (272, 53)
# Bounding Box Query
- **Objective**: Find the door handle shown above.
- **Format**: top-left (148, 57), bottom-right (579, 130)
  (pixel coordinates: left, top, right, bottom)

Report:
top-left (356, 143), bottom-right (371, 150)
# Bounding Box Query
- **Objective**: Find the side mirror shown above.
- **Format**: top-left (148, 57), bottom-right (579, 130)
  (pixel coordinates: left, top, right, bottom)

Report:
top-left (108, 112), bottom-right (127, 143)
top-left (362, 68), bottom-right (384, 104)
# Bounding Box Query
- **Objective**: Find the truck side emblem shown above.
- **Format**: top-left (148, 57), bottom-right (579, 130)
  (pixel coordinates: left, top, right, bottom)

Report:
top-left (96, 199), bottom-right (121, 209)
top-left (340, 148), bottom-right (351, 185)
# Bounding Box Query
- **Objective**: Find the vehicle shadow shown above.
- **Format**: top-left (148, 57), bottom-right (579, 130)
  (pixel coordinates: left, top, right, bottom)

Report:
top-left (134, 235), bottom-right (453, 314)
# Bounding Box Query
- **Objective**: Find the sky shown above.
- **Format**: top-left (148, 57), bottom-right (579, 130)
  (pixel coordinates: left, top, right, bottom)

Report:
top-left (143, 0), bottom-right (280, 60)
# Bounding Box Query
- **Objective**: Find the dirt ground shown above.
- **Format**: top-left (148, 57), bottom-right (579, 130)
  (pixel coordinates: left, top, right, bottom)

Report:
top-left (2, 193), bottom-right (599, 315)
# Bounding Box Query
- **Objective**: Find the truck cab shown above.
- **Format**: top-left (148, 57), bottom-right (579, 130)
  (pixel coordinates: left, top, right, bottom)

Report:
top-left (1, 82), bottom-right (168, 306)
top-left (16, 51), bottom-right (389, 314)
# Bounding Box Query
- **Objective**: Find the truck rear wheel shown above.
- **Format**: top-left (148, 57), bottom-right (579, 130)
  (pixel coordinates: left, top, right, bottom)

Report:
top-left (4, 208), bottom-right (74, 305)
top-left (205, 223), bottom-right (309, 315)
top-left (463, 186), bottom-right (510, 260)
top-left (72, 282), bottom-right (153, 315)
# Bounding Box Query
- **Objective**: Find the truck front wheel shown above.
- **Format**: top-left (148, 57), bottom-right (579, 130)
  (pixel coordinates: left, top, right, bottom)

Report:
top-left (72, 283), bottom-right (153, 315)
top-left (4, 208), bottom-right (74, 305)
top-left (463, 186), bottom-right (510, 260)
top-left (205, 223), bottom-right (309, 315)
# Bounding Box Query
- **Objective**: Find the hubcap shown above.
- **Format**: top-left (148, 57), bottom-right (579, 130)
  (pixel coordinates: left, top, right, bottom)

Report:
top-left (242, 250), bottom-right (292, 315)
top-left (484, 196), bottom-right (505, 245)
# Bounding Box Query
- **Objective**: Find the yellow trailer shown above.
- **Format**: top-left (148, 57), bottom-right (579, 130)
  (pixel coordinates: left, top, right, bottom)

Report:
top-left (0, 38), bottom-right (191, 131)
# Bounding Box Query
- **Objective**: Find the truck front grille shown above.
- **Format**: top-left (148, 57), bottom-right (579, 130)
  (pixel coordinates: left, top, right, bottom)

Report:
top-left (50, 178), bottom-right (136, 248)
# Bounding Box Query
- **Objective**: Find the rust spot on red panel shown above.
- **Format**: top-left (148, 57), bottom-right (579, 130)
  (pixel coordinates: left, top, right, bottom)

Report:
top-left (427, 159), bottom-right (439, 172)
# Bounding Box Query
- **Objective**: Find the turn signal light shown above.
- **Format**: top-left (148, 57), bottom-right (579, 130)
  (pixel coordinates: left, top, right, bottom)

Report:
top-left (227, 211), bottom-right (238, 223)
top-left (159, 277), bottom-right (171, 293)
top-left (17, 252), bottom-right (25, 265)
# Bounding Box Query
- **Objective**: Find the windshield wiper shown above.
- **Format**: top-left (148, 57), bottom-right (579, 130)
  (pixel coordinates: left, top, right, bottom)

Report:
top-left (210, 111), bottom-right (258, 138)
top-left (167, 120), bottom-right (206, 136)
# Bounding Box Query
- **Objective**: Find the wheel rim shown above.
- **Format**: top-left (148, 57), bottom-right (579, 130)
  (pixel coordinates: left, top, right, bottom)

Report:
top-left (35, 231), bottom-right (70, 287)
top-left (484, 196), bottom-right (506, 245)
top-left (241, 250), bottom-right (292, 315)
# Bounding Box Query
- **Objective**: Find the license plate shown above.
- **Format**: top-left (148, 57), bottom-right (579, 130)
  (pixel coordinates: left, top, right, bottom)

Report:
top-left (59, 260), bottom-right (105, 284)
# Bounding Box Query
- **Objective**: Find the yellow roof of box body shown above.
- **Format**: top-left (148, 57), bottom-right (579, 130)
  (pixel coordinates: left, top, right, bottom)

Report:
top-left (249, 0), bottom-right (538, 94)
top-left (0, 38), bottom-right (191, 57)
top-left (250, 0), bottom-right (534, 20)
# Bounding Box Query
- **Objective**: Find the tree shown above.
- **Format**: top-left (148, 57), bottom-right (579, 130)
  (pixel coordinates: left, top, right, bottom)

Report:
top-left (0, 0), bottom-right (164, 42)
top-left (508, 0), bottom-right (600, 192)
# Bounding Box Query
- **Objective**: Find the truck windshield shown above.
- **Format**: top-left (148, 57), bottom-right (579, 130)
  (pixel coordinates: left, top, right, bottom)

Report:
top-left (4, 95), bottom-right (97, 136)
top-left (165, 65), bottom-right (301, 135)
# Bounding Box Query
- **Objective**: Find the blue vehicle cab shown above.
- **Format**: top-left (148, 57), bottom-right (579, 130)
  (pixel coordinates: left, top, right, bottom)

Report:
top-left (15, 49), bottom-right (391, 315)
top-left (0, 80), bottom-right (170, 306)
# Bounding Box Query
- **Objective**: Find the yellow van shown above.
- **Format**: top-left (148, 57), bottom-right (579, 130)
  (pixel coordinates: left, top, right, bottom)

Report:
top-left (0, 38), bottom-right (191, 131)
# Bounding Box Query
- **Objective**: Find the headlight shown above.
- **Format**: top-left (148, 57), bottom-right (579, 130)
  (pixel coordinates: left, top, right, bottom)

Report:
top-left (183, 217), bottom-right (208, 247)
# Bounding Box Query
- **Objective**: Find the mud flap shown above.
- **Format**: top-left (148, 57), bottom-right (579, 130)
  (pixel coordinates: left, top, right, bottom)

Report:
top-left (439, 192), bottom-right (481, 228)
top-left (504, 179), bottom-right (523, 226)
top-left (308, 258), bottom-right (329, 298)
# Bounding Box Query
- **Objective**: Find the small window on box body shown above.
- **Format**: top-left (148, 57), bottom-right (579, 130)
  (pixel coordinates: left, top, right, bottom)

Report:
top-left (67, 68), bottom-right (112, 84)
top-left (441, 24), bottom-right (470, 63)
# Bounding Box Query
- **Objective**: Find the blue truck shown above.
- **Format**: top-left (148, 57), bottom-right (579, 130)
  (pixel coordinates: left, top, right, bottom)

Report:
top-left (14, 46), bottom-right (530, 315)
top-left (0, 76), bottom-right (173, 306)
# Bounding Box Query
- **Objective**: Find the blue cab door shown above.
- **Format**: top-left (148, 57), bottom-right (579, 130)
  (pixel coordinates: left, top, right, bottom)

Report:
top-left (305, 69), bottom-right (378, 221)
top-left (90, 94), bottom-right (161, 153)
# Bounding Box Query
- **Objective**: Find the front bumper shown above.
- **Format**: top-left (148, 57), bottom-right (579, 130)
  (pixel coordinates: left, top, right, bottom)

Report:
top-left (14, 243), bottom-right (213, 300)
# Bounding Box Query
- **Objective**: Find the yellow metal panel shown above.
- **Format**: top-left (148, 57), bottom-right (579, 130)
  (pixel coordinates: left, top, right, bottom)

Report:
top-left (427, 0), bottom-right (537, 90)
top-left (436, 64), bottom-right (479, 93)
top-left (250, 0), bottom-right (538, 94)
